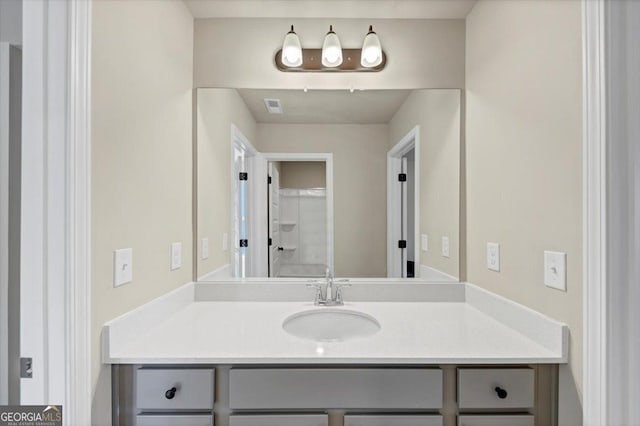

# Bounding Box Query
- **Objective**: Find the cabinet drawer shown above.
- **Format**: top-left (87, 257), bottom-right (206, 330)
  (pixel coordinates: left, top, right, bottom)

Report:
top-left (229, 368), bottom-right (442, 409)
top-left (458, 415), bottom-right (534, 426)
top-left (136, 368), bottom-right (214, 410)
top-left (136, 414), bottom-right (213, 426)
top-left (345, 414), bottom-right (443, 426)
top-left (230, 414), bottom-right (328, 426)
top-left (457, 368), bottom-right (534, 409)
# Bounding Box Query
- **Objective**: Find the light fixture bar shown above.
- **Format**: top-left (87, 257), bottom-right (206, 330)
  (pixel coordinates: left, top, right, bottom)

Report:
top-left (275, 48), bottom-right (386, 72)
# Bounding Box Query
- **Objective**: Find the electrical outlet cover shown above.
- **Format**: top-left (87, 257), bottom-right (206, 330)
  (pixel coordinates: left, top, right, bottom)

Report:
top-left (113, 248), bottom-right (133, 287)
top-left (421, 234), bottom-right (429, 251)
top-left (487, 242), bottom-right (500, 272)
top-left (544, 250), bottom-right (567, 291)
top-left (171, 242), bottom-right (182, 271)
top-left (441, 236), bottom-right (450, 258)
top-left (202, 237), bottom-right (209, 260)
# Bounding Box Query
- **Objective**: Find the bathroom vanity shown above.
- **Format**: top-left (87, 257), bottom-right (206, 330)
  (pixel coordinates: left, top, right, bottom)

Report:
top-left (105, 282), bottom-right (567, 426)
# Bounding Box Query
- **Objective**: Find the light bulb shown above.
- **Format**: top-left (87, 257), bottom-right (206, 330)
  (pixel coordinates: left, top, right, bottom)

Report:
top-left (361, 25), bottom-right (382, 68)
top-left (281, 25), bottom-right (302, 67)
top-left (322, 25), bottom-right (343, 67)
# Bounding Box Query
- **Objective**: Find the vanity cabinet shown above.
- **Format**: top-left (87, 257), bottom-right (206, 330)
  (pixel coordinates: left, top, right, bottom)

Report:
top-left (229, 368), bottom-right (442, 409)
top-left (457, 415), bottom-right (534, 426)
top-left (229, 414), bottom-right (328, 426)
top-left (136, 368), bottom-right (214, 410)
top-left (136, 415), bottom-right (213, 426)
top-left (344, 414), bottom-right (443, 426)
top-left (113, 365), bottom-right (556, 426)
top-left (457, 368), bottom-right (535, 409)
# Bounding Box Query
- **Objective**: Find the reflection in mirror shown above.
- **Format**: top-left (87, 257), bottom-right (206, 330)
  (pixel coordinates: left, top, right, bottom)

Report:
top-left (196, 89), bottom-right (460, 281)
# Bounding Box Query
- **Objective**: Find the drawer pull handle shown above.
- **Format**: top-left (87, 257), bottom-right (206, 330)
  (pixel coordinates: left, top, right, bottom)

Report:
top-left (494, 386), bottom-right (508, 399)
top-left (164, 387), bottom-right (177, 400)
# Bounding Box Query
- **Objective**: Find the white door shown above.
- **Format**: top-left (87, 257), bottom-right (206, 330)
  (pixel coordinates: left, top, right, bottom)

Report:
top-left (268, 164), bottom-right (281, 277)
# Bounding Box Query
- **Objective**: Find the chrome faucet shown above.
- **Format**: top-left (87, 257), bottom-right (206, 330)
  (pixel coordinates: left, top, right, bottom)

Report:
top-left (307, 267), bottom-right (350, 306)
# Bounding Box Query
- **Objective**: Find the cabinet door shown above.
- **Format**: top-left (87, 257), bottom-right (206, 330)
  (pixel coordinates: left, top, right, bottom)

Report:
top-left (136, 368), bottom-right (214, 410)
top-left (230, 414), bottom-right (328, 426)
top-left (457, 368), bottom-right (534, 409)
top-left (345, 414), bottom-right (443, 426)
top-left (458, 415), bottom-right (534, 426)
top-left (136, 414), bottom-right (212, 426)
top-left (229, 368), bottom-right (443, 409)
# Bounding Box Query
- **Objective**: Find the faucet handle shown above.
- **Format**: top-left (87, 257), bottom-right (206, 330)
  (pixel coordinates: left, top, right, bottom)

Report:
top-left (306, 282), bottom-right (323, 304)
top-left (334, 281), bottom-right (351, 304)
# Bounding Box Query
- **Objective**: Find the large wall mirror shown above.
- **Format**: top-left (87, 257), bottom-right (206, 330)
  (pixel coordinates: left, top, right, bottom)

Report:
top-left (196, 88), bottom-right (461, 281)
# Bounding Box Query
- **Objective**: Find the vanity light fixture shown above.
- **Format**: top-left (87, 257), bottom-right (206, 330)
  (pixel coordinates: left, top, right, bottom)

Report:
top-left (281, 25), bottom-right (303, 67)
top-left (361, 25), bottom-right (383, 68)
top-left (321, 25), bottom-right (343, 67)
top-left (275, 25), bottom-right (386, 72)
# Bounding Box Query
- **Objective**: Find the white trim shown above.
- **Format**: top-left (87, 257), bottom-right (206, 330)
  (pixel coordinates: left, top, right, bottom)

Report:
top-left (582, 0), bottom-right (607, 424)
top-left (20, 0), bottom-right (92, 423)
top-left (262, 153), bottom-right (335, 274)
top-left (230, 124), bottom-right (262, 277)
top-left (387, 126), bottom-right (420, 278)
top-left (66, 0), bottom-right (92, 423)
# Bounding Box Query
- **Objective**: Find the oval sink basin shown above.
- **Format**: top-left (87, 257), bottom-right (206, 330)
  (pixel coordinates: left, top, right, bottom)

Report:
top-left (283, 309), bottom-right (381, 342)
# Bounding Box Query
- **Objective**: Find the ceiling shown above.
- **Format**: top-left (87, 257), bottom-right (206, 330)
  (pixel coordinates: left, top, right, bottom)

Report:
top-left (237, 89), bottom-right (412, 124)
top-left (185, 0), bottom-right (477, 19)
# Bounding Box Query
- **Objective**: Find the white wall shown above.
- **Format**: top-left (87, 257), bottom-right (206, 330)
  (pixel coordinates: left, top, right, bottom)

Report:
top-left (91, 1), bottom-right (194, 424)
top-left (194, 18), bottom-right (465, 89)
top-left (389, 89), bottom-right (461, 278)
top-left (465, 1), bottom-right (582, 423)
top-left (197, 88), bottom-right (256, 278)
top-left (257, 123), bottom-right (388, 277)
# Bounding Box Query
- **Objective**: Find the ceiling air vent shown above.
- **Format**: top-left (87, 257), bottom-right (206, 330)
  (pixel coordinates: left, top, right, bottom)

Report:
top-left (264, 98), bottom-right (283, 114)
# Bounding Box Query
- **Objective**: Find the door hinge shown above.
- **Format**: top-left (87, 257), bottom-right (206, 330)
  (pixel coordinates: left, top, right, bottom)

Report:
top-left (398, 173), bottom-right (407, 182)
top-left (268, 238), bottom-right (273, 246)
top-left (20, 357), bottom-right (33, 378)
top-left (239, 239), bottom-right (248, 248)
top-left (268, 176), bottom-right (272, 184)
top-left (239, 172), bottom-right (248, 181)
top-left (398, 240), bottom-right (407, 249)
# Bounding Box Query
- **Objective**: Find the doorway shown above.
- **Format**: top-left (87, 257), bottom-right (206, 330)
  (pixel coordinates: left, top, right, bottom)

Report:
top-left (263, 154), bottom-right (334, 277)
top-left (387, 126), bottom-right (420, 278)
top-left (230, 125), bottom-right (268, 278)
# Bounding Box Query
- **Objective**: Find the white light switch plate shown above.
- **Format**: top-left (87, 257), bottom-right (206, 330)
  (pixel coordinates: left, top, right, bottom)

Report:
top-left (544, 250), bottom-right (567, 291)
top-left (113, 248), bottom-right (133, 287)
top-left (201, 237), bottom-right (209, 260)
top-left (171, 242), bottom-right (182, 271)
top-left (421, 234), bottom-right (429, 251)
top-left (441, 236), bottom-right (450, 258)
top-left (222, 233), bottom-right (229, 251)
top-left (487, 242), bottom-right (500, 272)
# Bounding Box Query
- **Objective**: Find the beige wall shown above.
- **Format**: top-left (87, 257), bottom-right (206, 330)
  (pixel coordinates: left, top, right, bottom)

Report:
top-left (257, 124), bottom-right (388, 277)
top-left (465, 0), bottom-right (583, 422)
top-left (197, 89), bottom-right (256, 278)
top-left (389, 90), bottom-right (461, 278)
top-left (91, 1), bottom-right (194, 424)
top-left (194, 18), bottom-right (465, 89)
top-left (280, 161), bottom-right (326, 189)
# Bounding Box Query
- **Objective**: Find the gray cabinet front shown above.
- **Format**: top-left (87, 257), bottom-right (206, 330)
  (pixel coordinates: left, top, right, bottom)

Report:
top-left (229, 368), bottom-right (443, 409)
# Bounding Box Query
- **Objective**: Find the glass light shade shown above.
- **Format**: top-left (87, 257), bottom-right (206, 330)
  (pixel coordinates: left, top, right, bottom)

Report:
top-left (281, 25), bottom-right (302, 67)
top-left (322, 26), bottom-right (343, 67)
top-left (361, 26), bottom-right (383, 68)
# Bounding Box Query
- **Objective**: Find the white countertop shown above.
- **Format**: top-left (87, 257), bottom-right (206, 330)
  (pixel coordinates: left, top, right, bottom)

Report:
top-left (103, 284), bottom-right (568, 364)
